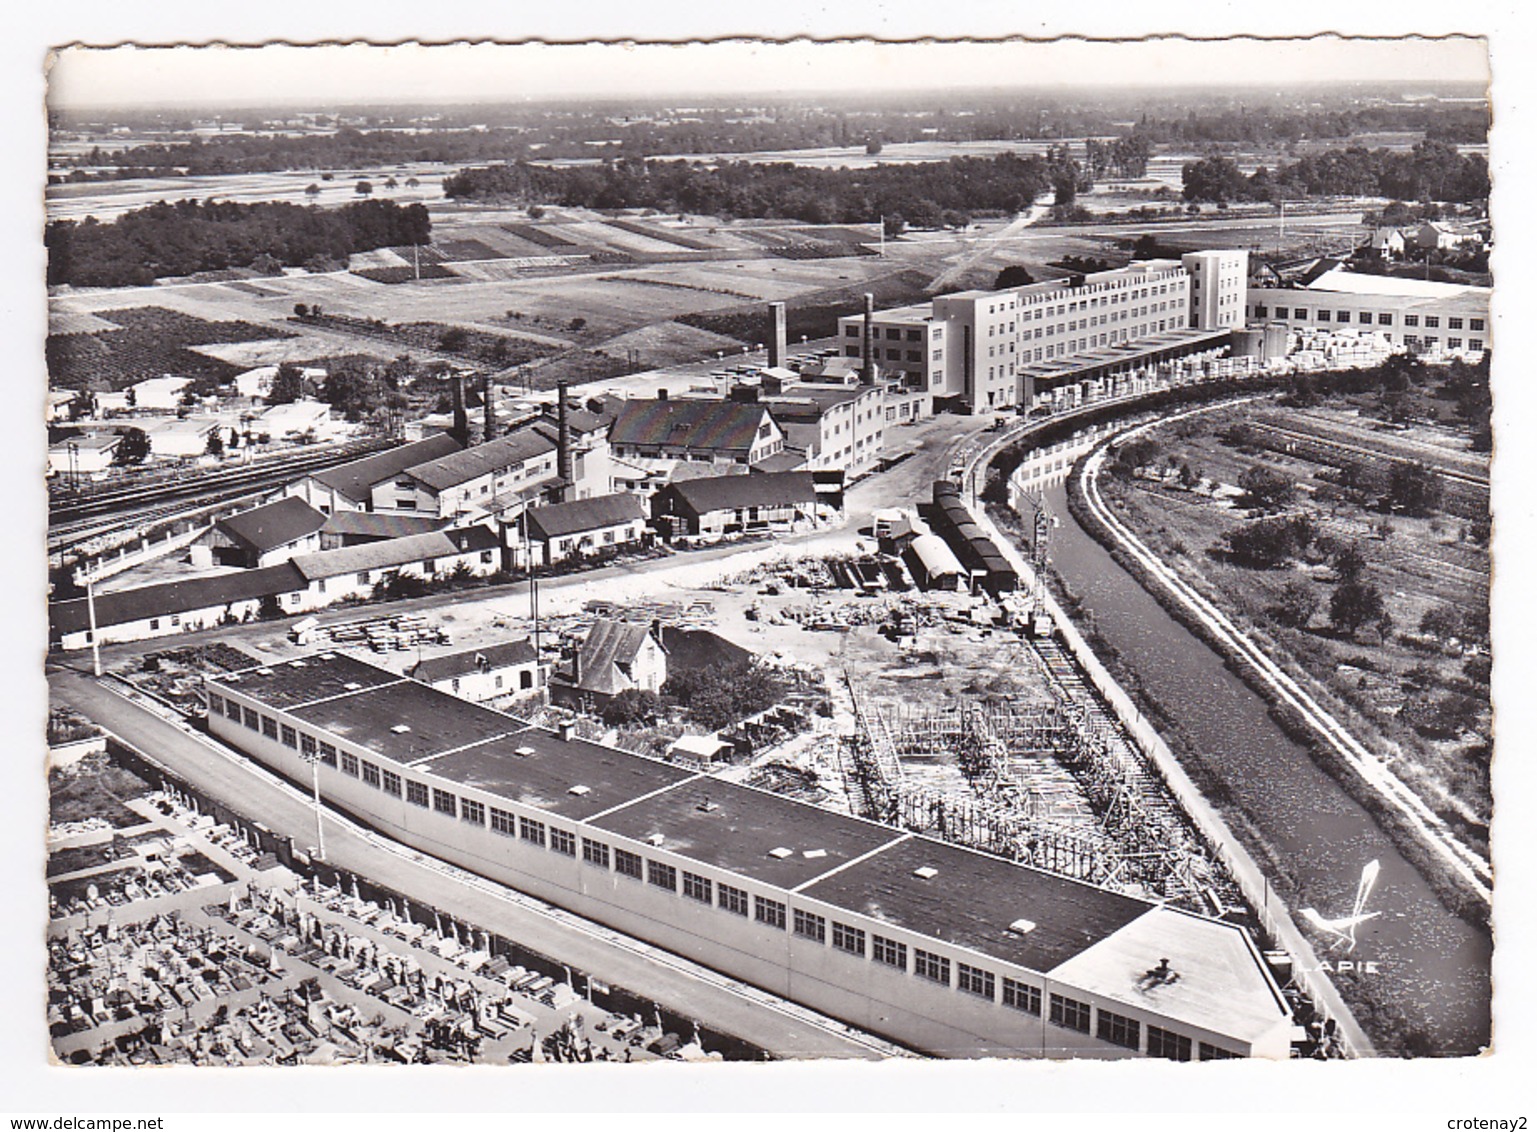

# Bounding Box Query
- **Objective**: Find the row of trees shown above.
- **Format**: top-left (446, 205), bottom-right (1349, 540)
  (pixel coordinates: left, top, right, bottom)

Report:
top-left (45, 198), bottom-right (431, 288)
top-left (1182, 140), bottom-right (1489, 204)
top-left (443, 153), bottom-right (1057, 226)
top-left (1081, 136), bottom-right (1152, 181)
top-left (1128, 103), bottom-right (1487, 147)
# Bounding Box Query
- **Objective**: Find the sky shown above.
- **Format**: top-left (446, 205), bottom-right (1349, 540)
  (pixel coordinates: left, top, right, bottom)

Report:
top-left (46, 36), bottom-right (1490, 110)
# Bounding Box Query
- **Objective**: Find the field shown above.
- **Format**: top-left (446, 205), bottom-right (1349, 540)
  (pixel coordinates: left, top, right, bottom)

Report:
top-left (47, 186), bottom-right (1368, 399)
top-left (45, 165), bottom-right (450, 223)
top-left (46, 307), bottom-right (294, 390)
top-left (1095, 398), bottom-right (1491, 847)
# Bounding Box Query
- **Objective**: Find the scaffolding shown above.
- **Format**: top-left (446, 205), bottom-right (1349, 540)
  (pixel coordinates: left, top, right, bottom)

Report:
top-left (841, 645), bottom-right (1244, 910)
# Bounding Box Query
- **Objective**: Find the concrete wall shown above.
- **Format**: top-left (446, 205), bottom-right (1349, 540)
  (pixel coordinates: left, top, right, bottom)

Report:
top-left (430, 663), bottom-right (543, 703)
top-left (537, 520), bottom-right (645, 565)
top-left (207, 680), bottom-right (1279, 1060)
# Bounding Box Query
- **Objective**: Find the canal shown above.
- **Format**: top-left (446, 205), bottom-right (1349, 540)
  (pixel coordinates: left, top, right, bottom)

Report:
top-left (1039, 472), bottom-right (1491, 1056)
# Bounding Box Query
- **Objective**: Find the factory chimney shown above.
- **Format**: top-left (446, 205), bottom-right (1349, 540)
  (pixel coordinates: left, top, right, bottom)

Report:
top-left (481, 374), bottom-right (496, 443)
top-left (450, 371), bottom-right (469, 446)
top-left (767, 301), bottom-right (788, 369)
top-left (557, 380), bottom-right (574, 501)
top-left (861, 292), bottom-right (876, 386)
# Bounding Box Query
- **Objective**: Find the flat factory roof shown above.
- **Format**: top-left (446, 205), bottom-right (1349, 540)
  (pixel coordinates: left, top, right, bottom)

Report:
top-left (288, 679), bottom-right (517, 765)
top-left (800, 835), bottom-right (1149, 973)
top-left (590, 777), bottom-right (904, 890)
top-left (1046, 906), bottom-right (1290, 1044)
top-left (220, 653), bottom-right (404, 711)
top-left (426, 733), bottom-right (696, 821)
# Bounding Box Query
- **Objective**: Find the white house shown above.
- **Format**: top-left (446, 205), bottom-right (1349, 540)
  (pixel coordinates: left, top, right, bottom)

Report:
top-left (47, 434), bottom-right (121, 477)
top-left (258, 400), bottom-right (334, 441)
top-left (547, 618), bottom-right (668, 710)
top-left (408, 638), bottom-right (544, 702)
top-left (371, 429), bottom-right (559, 519)
top-left (287, 527), bottom-right (502, 606)
top-left (129, 376), bottom-right (193, 411)
top-left (522, 493), bottom-right (648, 567)
top-left (147, 417), bottom-right (219, 459)
top-left (234, 366), bottom-right (278, 399)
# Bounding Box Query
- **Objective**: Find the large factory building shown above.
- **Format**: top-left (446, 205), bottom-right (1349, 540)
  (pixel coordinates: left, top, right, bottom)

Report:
top-left (838, 251), bottom-right (1247, 415)
top-left (204, 652), bottom-right (1293, 1060)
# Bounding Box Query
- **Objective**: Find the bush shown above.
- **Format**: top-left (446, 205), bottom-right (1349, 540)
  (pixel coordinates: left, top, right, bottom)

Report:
top-left (602, 689), bottom-right (663, 728)
top-left (1419, 603), bottom-right (1464, 641)
top-left (1268, 579), bottom-right (1319, 628)
top-left (1400, 690), bottom-right (1480, 738)
top-left (664, 659), bottom-right (787, 730)
top-left (1238, 465), bottom-right (1295, 512)
top-left (1385, 461), bottom-right (1444, 517)
top-left (1225, 515), bottom-right (1315, 569)
top-left (1329, 579), bottom-right (1389, 637)
top-left (1332, 542), bottom-right (1368, 581)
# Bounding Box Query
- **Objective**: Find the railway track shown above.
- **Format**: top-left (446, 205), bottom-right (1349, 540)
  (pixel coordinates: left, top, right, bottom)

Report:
top-left (1247, 420), bottom-right (1489, 491)
top-left (48, 438), bottom-right (398, 552)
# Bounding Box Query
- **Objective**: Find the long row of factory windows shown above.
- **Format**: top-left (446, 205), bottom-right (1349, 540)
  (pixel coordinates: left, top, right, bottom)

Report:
top-left (1251, 306), bottom-right (1485, 332)
top-left (211, 691), bottom-right (1243, 1061)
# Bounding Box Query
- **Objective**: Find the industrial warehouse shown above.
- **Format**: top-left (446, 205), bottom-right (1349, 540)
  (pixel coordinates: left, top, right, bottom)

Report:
top-left (202, 651), bottom-right (1294, 1060)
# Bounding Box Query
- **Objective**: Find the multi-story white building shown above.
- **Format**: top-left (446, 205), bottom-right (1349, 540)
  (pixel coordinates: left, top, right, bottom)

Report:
top-left (840, 254), bottom-right (1242, 415)
top-left (1245, 267), bottom-right (1490, 359)
top-left (759, 383), bottom-right (886, 479)
top-left (1182, 250), bottom-right (1250, 331)
top-left (371, 431), bottom-right (559, 519)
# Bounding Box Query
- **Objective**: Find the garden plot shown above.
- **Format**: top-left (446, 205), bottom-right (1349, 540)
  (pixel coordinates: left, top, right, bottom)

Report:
top-left (349, 248), bottom-right (411, 270)
top-left (47, 307), bottom-right (293, 390)
top-left (49, 310), bottom-right (123, 336)
top-left (187, 333), bottom-right (361, 368)
top-left (434, 224), bottom-right (564, 258)
top-left (613, 265), bottom-right (805, 301)
top-left (445, 257), bottom-right (589, 282)
top-left (557, 220), bottom-right (684, 256)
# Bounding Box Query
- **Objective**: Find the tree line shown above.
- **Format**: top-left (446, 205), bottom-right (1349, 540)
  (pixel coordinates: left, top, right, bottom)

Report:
top-left (1182, 140), bottom-right (1489, 204)
top-left (1129, 103), bottom-right (1488, 146)
top-left (45, 198), bottom-right (432, 287)
top-left (443, 152), bottom-right (1065, 226)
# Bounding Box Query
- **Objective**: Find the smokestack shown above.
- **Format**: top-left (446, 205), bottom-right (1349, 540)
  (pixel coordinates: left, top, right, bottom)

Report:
top-left (767, 301), bottom-right (788, 369)
top-left (451, 371), bottom-right (469, 446)
top-left (861, 292), bottom-right (875, 386)
top-left (557, 380), bottom-right (574, 501)
top-left (481, 374), bottom-right (495, 443)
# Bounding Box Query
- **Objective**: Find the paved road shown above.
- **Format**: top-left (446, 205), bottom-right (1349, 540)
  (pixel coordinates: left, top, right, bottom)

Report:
top-left (48, 668), bottom-right (895, 1060)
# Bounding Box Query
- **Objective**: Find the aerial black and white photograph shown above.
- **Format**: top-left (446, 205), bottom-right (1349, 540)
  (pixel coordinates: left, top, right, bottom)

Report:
top-left (11, 5), bottom-right (1532, 1120)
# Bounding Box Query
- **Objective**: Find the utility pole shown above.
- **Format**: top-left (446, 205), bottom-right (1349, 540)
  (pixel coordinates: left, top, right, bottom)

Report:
top-left (308, 748), bottom-right (326, 871)
top-left (85, 574), bottom-right (101, 678)
top-left (522, 508), bottom-right (542, 662)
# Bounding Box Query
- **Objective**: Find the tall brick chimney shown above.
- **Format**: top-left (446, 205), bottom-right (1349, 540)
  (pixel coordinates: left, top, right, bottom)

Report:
top-left (557, 380), bottom-right (574, 500)
top-left (767, 301), bottom-right (788, 369)
top-left (861, 292), bottom-right (876, 385)
top-left (450, 371), bottom-right (469, 446)
top-left (481, 374), bottom-right (495, 443)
